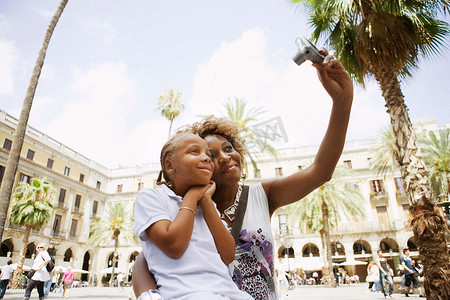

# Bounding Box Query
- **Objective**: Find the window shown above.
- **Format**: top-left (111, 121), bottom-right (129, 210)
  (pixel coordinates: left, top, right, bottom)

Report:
top-left (70, 219), bottom-right (78, 237)
top-left (64, 167), bottom-right (70, 176)
top-left (19, 173), bottom-right (31, 184)
top-left (254, 169), bottom-right (261, 179)
top-left (394, 177), bottom-right (405, 192)
top-left (371, 179), bottom-right (384, 193)
top-left (47, 158), bottom-right (54, 169)
top-left (376, 206), bottom-right (390, 230)
top-left (53, 214), bottom-right (62, 234)
top-left (92, 200), bottom-right (98, 215)
top-left (0, 165), bottom-right (4, 185)
top-left (346, 183), bottom-right (358, 190)
top-left (96, 181), bottom-right (101, 190)
top-left (74, 194), bottom-right (81, 208)
top-left (275, 167), bottom-right (283, 177)
top-left (138, 182), bottom-right (144, 191)
top-left (79, 173), bottom-right (85, 183)
top-left (58, 188), bottom-right (66, 204)
top-left (26, 149), bottom-right (35, 161)
top-left (2, 138), bottom-right (12, 151)
top-left (343, 160), bottom-right (352, 169)
top-left (117, 184), bottom-right (123, 192)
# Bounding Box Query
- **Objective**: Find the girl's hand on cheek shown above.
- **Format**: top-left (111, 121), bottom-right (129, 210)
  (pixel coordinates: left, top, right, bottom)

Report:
top-left (186, 185), bottom-right (209, 202)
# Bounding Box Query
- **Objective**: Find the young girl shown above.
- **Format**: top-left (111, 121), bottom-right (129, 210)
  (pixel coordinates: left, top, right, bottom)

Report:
top-left (133, 132), bottom-right (253, 300)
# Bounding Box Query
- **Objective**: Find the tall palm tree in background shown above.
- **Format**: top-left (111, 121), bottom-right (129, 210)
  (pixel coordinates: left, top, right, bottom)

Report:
top-left (288, 166), bottom-right (366, 286)
top-left (157, 89), bottom-right (184, 138)
top-left (9, 178), bottom-right (55, 289)
top-left (421, 129), bottom-right (450, 202)
top-left (0, 0), bottom-right (69, 243)
top-left (369, 126), bottom-right (399, 177)
top-left (88, 202), bottom-right (137, 286)
top-left (292, 1), bottom-right (450, 296)
top-left (224, 98), bottom-right (279, 176)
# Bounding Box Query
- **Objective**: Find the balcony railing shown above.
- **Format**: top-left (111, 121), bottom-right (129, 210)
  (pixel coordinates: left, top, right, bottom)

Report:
top-left (72, 206), bottom-right (83, 214)
top-left (56, 202), bottom-right (68, 210)
top-left (52, 230), bottom-right (66, 238)
top-left (331, 221), bottom-right (408, 234)
top-left (68, 234), bottom-right (79, 241)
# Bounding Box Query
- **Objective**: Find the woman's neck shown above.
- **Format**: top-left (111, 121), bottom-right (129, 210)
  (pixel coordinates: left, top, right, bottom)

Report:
top-left (213, 182), bottom-right (240, 213)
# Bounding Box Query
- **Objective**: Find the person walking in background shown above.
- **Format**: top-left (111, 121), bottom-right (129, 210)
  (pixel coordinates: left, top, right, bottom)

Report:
top-left (23, 243), bottom-right (51, 300)
top-left (367, 261), bottom-right (380, 293)
top-left (376, 249), bottom-right (394, 299)
top-left (43, 271), bottom-right (52, 298)
top-left (401, 249), bottom-right (425, 298)
top-left (117, 272), bottom-right (125, 292)
top-left (62, 267), bottom-right (73, 298)
top-left (0, 259), bottom-right (14, 299)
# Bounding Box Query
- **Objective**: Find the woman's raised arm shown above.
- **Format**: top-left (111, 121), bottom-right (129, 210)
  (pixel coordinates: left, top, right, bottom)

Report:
top-left (263, 50), bottom-right (354, 214)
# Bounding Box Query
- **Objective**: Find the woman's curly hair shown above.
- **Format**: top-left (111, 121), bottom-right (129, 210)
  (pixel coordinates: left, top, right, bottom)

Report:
top-left (179, 115), bottom-right (246, 166)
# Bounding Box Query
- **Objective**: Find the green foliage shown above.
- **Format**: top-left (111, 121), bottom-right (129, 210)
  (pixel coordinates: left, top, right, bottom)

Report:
top-left (287, 165), bottom-right (366, 232)
top-left (88, 202), bottom-right (137, 246)
top-left (369, 126), bottom-right (399, 177)
top-left (10, 178), bottom-right (55, 229)
top-left (420, 128), bottom-right (450, 201)
top-left (223, 98), bottom-right (279, 173)
top-left (291, 0), bottom-right (450, 83)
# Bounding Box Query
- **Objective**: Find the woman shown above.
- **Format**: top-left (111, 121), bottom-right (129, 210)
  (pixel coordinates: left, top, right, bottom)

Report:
top-left (367, 261), bottom-right (380, 292)
top-left (23, 243), bottom-right (51, 300)
top-left (133, 49), bottom-right (353, 300)
top-left (62, 266), bottom-right (73, 298)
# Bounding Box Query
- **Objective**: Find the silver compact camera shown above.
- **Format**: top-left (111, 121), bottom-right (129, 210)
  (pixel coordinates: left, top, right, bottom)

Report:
top-left (292, 36), bottom-right (324, 66)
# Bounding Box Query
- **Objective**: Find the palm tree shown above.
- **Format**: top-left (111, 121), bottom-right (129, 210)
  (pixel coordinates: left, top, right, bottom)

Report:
top-left (0, 0), bottom-right (69, 242)
top-left (223, 98), bottom-right (279, 176)
top-left (421, 129), bottom-right (450, 202)
top-left (369, 126), bottom-right (399, 177)
top-left (157, 89), bottom-right (184, 138)
top-left (88, 202), bottom-right (137, 286)
top-left (288, 165), bottom-right (366, 286)
top-left (291, 1), bottom-right (450, 296)
top-left (9, 178), bottom-right (55, 289)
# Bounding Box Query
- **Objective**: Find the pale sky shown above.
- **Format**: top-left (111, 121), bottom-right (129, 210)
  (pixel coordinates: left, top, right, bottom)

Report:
top-left (1, 0), bottom-right (449, 168)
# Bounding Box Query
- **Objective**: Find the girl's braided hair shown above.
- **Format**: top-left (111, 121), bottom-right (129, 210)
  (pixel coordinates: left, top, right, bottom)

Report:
top-left (157, 115), bottom-right (247, 187)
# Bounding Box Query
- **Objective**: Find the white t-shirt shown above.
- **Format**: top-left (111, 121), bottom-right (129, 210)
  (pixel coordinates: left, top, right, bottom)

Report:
top-left (31, 250), bottom-right (50, 282)
top-left (228, 183), bottom-right (277, 300)
top-left (133, 184), bottom-right (253, 300)
top-left (0, 264), bottom-right (14, 280)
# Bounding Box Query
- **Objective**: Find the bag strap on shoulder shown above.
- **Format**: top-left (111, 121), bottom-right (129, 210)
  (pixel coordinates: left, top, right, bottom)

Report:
top-left (230, 185), bottom-right (249, 242)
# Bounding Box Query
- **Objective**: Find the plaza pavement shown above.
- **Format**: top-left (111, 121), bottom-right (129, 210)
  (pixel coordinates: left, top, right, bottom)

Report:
top-left (4, 284), bottom-right (426, 299)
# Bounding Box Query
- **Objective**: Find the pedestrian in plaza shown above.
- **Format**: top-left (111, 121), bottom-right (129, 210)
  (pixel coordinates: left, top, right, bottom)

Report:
top-left (0, 259), bottom-right (14, 299)
top-left (117, 272), bottom-right (125, 291)
top-left (132, 49), bottom-right (354, 300)
top-left (56, 270), bottom-right (63, 293)
top-left (62, 266), bottom-right (74, 298)
top-left (43, 271), bottom-right (52, 298)
top-left (367, 261), bottom-right (380, 293)
top-left (401, 248), bottom-right (425, 298)
top-left (23, 243), bottom-right (51, 300)
top-left (375, 249), bottom-right (394, 299)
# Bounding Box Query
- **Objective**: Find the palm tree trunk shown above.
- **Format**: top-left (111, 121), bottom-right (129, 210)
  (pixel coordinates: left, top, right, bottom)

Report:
top-left (321, 201), bottom-right (335, 287)
top-left (0, 0), bottom-right (69, 242)
top-left (11, 225), bottom-right (32, 289)
top-left (168, 119), bottom-right (174, 139)
top-left (110, 234), bottom-right (119, 286)
top-left (377, 70), bottom-right (450, 299)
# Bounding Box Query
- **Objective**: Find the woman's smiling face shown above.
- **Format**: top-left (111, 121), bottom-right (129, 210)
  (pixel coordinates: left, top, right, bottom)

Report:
top-left (204, 134), bottom-right (242, 187)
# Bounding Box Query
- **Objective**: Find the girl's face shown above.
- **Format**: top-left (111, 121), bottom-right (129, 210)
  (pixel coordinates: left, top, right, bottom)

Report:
top-left (166, 133), bottom-right (213, 188)
top-left (204, 134), bottom-right (242, 187)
